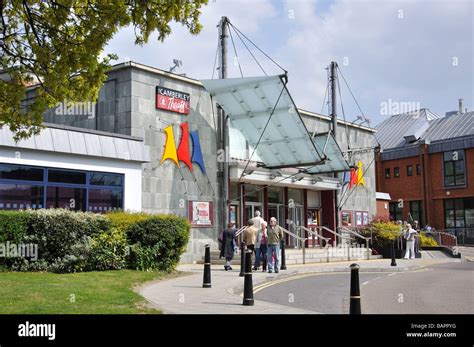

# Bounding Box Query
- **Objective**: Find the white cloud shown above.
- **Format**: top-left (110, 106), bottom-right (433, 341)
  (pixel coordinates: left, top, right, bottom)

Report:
top-left (103, 0), bottom-right (473, 124)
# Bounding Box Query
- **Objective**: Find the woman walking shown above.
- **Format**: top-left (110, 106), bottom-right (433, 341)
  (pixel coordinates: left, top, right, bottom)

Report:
top-left (220, 222), bottom-right (237, 270)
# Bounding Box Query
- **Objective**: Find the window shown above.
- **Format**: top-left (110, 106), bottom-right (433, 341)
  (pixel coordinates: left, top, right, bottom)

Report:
top-left (444, 198), bottom-right (474, 228)
top-left (443, 150), bottom-right (465, 187)
top-left (385, 168), bottom-right (390, 179)
top-left (267, 187), bottom-right (283, 204)
top-left (410, 201), bottom-right (422, 226)
top-left (90, 172), bottom-right (123, 187)
top-left (407, 165), bottom-right (413, 176)
top-left (341, 211), bottom-right (352, 226)
top-left (0, 163), bottom-right (124, 212)
top-left (389, 202), bottom-right (403, 221)
top-left (48, 169), bottom-right (86, 184)
top-left (46, 186), bottom-right (86, 211)
top-left (88, 189), bottom-right (123, 212)
top-left (416, 164), bottom-right (422, 176)
top-left (0, 164), bottom-right (43, 181)
top-left (394, 167), bottom-right (400, 178)
top-left (0, 184), bottom-right (44, 209)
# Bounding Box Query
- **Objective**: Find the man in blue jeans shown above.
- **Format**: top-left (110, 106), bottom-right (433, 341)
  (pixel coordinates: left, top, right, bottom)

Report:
top-left (267, 217), bottom-right (284, 273)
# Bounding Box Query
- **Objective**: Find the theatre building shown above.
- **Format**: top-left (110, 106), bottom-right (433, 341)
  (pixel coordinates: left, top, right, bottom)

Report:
top-left (0, 61), bottom-right (377, 262)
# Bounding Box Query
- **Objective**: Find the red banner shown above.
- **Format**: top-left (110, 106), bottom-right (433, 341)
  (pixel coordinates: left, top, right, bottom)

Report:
top-left (156, 87), bottom-right (190, 115)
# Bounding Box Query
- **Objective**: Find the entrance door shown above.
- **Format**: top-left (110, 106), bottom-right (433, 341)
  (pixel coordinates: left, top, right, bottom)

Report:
top-left (245, 203), bottom-right (263, 224)
top-left (288, 205), bottom-right (304, 248)
top-left (307, 208), bottom-right (320, 247)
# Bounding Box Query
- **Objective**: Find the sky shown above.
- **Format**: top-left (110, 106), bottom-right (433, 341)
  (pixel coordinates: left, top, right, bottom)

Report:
top-left (103, 0), bottom-right (473, 127)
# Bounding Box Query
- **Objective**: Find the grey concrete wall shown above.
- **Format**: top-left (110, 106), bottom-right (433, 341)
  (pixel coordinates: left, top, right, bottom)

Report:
top-left (301, 114), bottom-right (377, 221)
top-left (129, 67), bottom-right (222, 263)
top-left (42, 68), bottom-right (132, 135)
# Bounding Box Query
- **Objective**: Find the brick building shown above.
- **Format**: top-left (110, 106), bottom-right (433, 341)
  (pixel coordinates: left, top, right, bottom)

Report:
top-left (375, 108), bottom-right (474, 237)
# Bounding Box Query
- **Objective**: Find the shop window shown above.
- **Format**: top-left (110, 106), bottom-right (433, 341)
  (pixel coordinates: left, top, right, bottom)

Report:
top-left (0, 184), bottom-right (44, 209)
top-left (48, 169), bottom-right (86, 184)
top-left (394, 167), bottom-right (400, 178)
top-left (90, 172), bottom-right (123, 187)
top-left (407, 165), bottom-right (413, 176)
top-left (88, 189), bottom-right (123, 213)
top-left (288, 188), bottom-right (303, 205)
top-left (444, 198), bottom-right (474, 228)
top-left (46, 186), bottom-right (86, 211)
top-left (443, 150), bottom-right (465, 187)
top-left (267, 187), bottom-right (283, 204)
top-left (385, 168), bottom-right (390, 179)
top-left (0, 164), bottom-right (43, 181)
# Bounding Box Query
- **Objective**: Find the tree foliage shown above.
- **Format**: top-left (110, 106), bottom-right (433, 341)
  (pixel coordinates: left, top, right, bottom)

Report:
top-left (0, 0), bottom-right (208, 140)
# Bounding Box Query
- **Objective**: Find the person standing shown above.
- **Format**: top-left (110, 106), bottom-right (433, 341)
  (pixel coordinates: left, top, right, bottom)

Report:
top-left (220, 222), bottom-right (237, 271)
top-left (253, 221), bottom-right (268, 271)
top-left (267, 217), bottom-right (284, 273)
top-left (404, 223), bottom-right (418, 260)
top-left (243, 219), bottom-right (258, 255)
top-left (251, 210), bottom-right (265, 231)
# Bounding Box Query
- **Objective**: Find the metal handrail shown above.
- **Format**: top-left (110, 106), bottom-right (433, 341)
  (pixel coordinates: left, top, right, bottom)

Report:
top-left (280, 226), bottom-right (308, 264)
top-left (338, 226), bottom-right (371, 242)
top-left (235, 226), bottom-right (246, 237)
top-left (338, 226), bottom-right (371, 260)
top-left (297, 226), bottom-right (331, 244)
top-left (314, 225), bottom-right (351, 241)
top-left (424, 231), bottom-right (458, 248)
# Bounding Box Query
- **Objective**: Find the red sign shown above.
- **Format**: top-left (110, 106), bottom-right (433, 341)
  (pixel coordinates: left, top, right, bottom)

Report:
top-left (156, 86), bottom-right (190, 115)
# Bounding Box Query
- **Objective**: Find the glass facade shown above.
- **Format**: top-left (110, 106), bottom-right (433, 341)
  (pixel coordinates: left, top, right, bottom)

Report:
top-left (389, 202), bottom-right (403, 221)
top-left (0, 163), bottom-right (124, 212)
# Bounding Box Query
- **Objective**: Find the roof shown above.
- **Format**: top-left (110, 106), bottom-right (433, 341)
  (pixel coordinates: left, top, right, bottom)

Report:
top-left (0, 124), bottom-right (150, 162)
top-left (374, 108), bottom-right (473, 150)
top-left (420, 111), bottom-right (474, 142)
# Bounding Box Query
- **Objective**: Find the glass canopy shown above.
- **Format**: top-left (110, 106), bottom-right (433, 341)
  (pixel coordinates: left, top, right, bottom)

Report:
top-left (201, 75), bottom-right (350, 174)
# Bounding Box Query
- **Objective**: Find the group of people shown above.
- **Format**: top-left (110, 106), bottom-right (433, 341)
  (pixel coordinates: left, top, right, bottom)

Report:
top-left (397, 220), bottom-right (420, 260)
top-left (219, 211), bottom-right (284, 273)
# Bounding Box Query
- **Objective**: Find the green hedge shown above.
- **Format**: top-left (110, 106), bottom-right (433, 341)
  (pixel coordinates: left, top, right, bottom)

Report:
top-left (0, 209), bottom-right (190, 273)
top-left (127, 215), bottom-right (191, 272)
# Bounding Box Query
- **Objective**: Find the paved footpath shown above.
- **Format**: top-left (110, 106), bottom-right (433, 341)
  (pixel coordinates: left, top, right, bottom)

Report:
top-left (139, 258), bottom-right (461, 314)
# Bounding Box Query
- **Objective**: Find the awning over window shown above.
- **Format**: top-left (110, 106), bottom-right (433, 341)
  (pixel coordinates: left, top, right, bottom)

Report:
top-left (201, 75), bottom-right (325, 168)
top-left (201, 75), bottom-right (350, 174)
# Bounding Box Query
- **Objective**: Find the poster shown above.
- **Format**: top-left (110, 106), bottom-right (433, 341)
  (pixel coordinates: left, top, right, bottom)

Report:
top-left (229, 205), bottom-right (236, 224)
top-left (189, 201), bottom-right (213, 227)
top-left (341, 211), bottom-right (352, 226)
top-left (355, 211), bottom-right (363, 226)
top-left (362, 212), bottom-right (369, 226)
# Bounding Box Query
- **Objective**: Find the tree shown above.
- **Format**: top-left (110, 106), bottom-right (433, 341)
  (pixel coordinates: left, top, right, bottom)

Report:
top-left (0, 0), bottom-right (208, 140)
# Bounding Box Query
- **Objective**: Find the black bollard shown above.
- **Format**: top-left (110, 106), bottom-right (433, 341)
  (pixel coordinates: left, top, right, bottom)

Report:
top-left (349, 263), bottom-right (361, 314)
top-left (390, 239), bottom-right (397, 267)
top-left (242, 250), bottom-right (254, 306)
top-left (202, 244), bottom-right (211, 288)
top-left (239, 241), bottom-right (246, 277)
top-left (280, 239), bottom-right (287, 270)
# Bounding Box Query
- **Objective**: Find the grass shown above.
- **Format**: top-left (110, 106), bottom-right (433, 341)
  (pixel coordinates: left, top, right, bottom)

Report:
top-left (0, 270), bottom-right (180, 314)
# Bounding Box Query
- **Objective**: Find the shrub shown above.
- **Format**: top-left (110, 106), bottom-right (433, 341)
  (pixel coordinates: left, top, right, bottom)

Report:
top-left (87, 228), bottom-right (128, 271)
top-left (20, 209), bottom-right (109, 273)
top-left (0, 211), bottom-right (29, 243)
top-left (127, 215), bottom-right (190, 272)
top-left (106, 211), bottom-right (149, 234)
top-left (419, 232), bottom-right (438, 247)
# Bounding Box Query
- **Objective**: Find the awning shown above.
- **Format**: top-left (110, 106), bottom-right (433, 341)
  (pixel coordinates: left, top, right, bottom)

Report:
top-left (201, 75), bottom-right (325, 168)
top-left (201, 75), bottom-right (350, 175)
top-left (305, 132), bottom-right (351, 174)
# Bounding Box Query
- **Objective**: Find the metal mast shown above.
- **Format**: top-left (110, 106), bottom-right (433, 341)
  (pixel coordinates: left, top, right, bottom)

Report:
top-left (218, 16), bottom-right (229, 228)
top-left (329, 61), bottom-right (340, 232)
